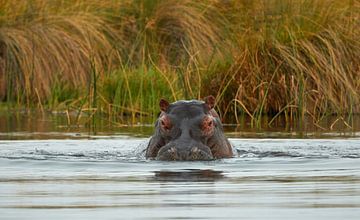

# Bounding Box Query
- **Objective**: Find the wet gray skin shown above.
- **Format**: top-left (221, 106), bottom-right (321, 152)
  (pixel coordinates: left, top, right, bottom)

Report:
top-left (145, 96), bottom-right (233, 161)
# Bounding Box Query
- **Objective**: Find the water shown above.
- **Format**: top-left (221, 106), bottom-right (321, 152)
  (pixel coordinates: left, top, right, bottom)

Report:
top-left (1, 138), bottom-right (360, 220)
top-left (1, 111), bottom-right (360, 219)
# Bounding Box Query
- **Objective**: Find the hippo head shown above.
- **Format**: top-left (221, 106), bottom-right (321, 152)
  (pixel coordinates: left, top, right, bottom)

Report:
top-left (146, 96), bottom-right (233, 161)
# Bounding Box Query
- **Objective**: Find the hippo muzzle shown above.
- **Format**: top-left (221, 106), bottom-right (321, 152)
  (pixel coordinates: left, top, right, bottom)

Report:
top-left (156, 142), bottom-right (213, 161)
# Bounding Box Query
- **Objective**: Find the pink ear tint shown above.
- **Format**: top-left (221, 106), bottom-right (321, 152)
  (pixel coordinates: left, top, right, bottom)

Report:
top-left (204, 95), bottom-right (215, 110)
top-left (159, 99), bottom-right (170, 112)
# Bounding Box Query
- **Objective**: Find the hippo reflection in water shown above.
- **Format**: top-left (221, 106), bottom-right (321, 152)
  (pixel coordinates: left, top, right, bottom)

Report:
top-left (145, 96), bottom-right (233, 161)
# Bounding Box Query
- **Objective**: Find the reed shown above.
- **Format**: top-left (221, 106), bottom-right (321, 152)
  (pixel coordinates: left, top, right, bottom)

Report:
top-left (206, 0), bottom-right (360, 127)
top-left (92, 65), bottom-right (178, 124)
top-left (0, 0), bottom-right (119, 103)
top-left (0, 0), bottom-right (358, 128)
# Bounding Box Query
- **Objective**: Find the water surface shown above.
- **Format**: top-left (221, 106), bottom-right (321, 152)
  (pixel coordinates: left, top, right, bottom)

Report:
top-left (1, 138), bottom-right (360, 219)
top-left (1, 111), bottom-right (360, 219)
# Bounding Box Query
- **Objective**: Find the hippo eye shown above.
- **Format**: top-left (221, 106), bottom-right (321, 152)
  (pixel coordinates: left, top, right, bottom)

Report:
top-left (160, 115), bottom-right (172, 131)
top-left (201, 115), bottom-right (215, 136)
top-left (161, 120), bottom-right (170, 130)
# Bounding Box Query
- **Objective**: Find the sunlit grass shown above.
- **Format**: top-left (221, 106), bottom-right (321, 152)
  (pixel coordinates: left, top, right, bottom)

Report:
top-left (206, 0), bottom-right (360, 127)
top-left (0, 0), bottom-right (359, 128)
top-left (0, 0), bottom-right (119, 105)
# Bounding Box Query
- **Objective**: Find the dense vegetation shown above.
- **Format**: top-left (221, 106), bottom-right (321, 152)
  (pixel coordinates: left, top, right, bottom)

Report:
top-left (0, 0), bottom-right (359, 127)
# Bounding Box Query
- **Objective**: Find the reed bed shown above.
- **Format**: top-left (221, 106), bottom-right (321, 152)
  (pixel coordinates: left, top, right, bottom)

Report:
top-left (0, 0), bottom-right (359, 127)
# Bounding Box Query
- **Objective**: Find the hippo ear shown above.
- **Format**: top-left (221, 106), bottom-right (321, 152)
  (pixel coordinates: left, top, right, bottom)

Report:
top-left (204, 95), bottom-right (215, 110)
top-left (159, 99), bottom-right (170, 112)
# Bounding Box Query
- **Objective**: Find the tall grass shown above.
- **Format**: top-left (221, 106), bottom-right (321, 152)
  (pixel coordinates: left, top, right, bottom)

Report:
top-left (0, 0), bottom-right (120, 105)
top-left (208, 0), bottom-right (360, 127)
top-left (0, 0), bottom-right (359, 128)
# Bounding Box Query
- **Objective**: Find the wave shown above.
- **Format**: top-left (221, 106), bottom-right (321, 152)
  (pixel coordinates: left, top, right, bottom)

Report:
top-left (0, 138), bottom-right (360, 161)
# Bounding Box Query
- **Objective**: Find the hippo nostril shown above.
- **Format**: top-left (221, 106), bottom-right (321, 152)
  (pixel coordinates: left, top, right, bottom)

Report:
top-left (191, 147), bottom-right (200, 154)
top-left (188, 146), bottom-right (213, 160)
top-left (166, 147), bottom-right (177, 160)
top-left (168, 147), bottom-right (177, 154)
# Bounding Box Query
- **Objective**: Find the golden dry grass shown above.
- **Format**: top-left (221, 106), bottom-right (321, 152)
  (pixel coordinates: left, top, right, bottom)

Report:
top-left (205, 0), bottom-right (360, 126)
top-left (0, 0), bottom-right (359, 127)
top-left (0, 0), bottom-right (120, 102)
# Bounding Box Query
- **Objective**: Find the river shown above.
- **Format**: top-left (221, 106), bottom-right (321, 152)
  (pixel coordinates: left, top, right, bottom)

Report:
top-left (0, 112), bottom-right (360, 219)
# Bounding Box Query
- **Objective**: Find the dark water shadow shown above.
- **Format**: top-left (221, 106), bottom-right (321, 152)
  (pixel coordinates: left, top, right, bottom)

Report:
top-left (2, 109), bottom-right (360, 140)
top-left (153, 169), bottom-right (224, 182)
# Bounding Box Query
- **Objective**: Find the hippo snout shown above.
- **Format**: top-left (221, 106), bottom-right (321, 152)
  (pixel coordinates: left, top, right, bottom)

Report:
top-left (156, 144), bottom-right (214, 161)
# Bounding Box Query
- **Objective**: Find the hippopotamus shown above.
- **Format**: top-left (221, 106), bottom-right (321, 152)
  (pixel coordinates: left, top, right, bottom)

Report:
top-left (145, 95), bottom-right (233, 161)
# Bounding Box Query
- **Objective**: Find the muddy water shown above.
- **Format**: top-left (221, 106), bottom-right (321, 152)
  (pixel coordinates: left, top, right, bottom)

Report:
top-left (1, 111), bottom-right (360, 219)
